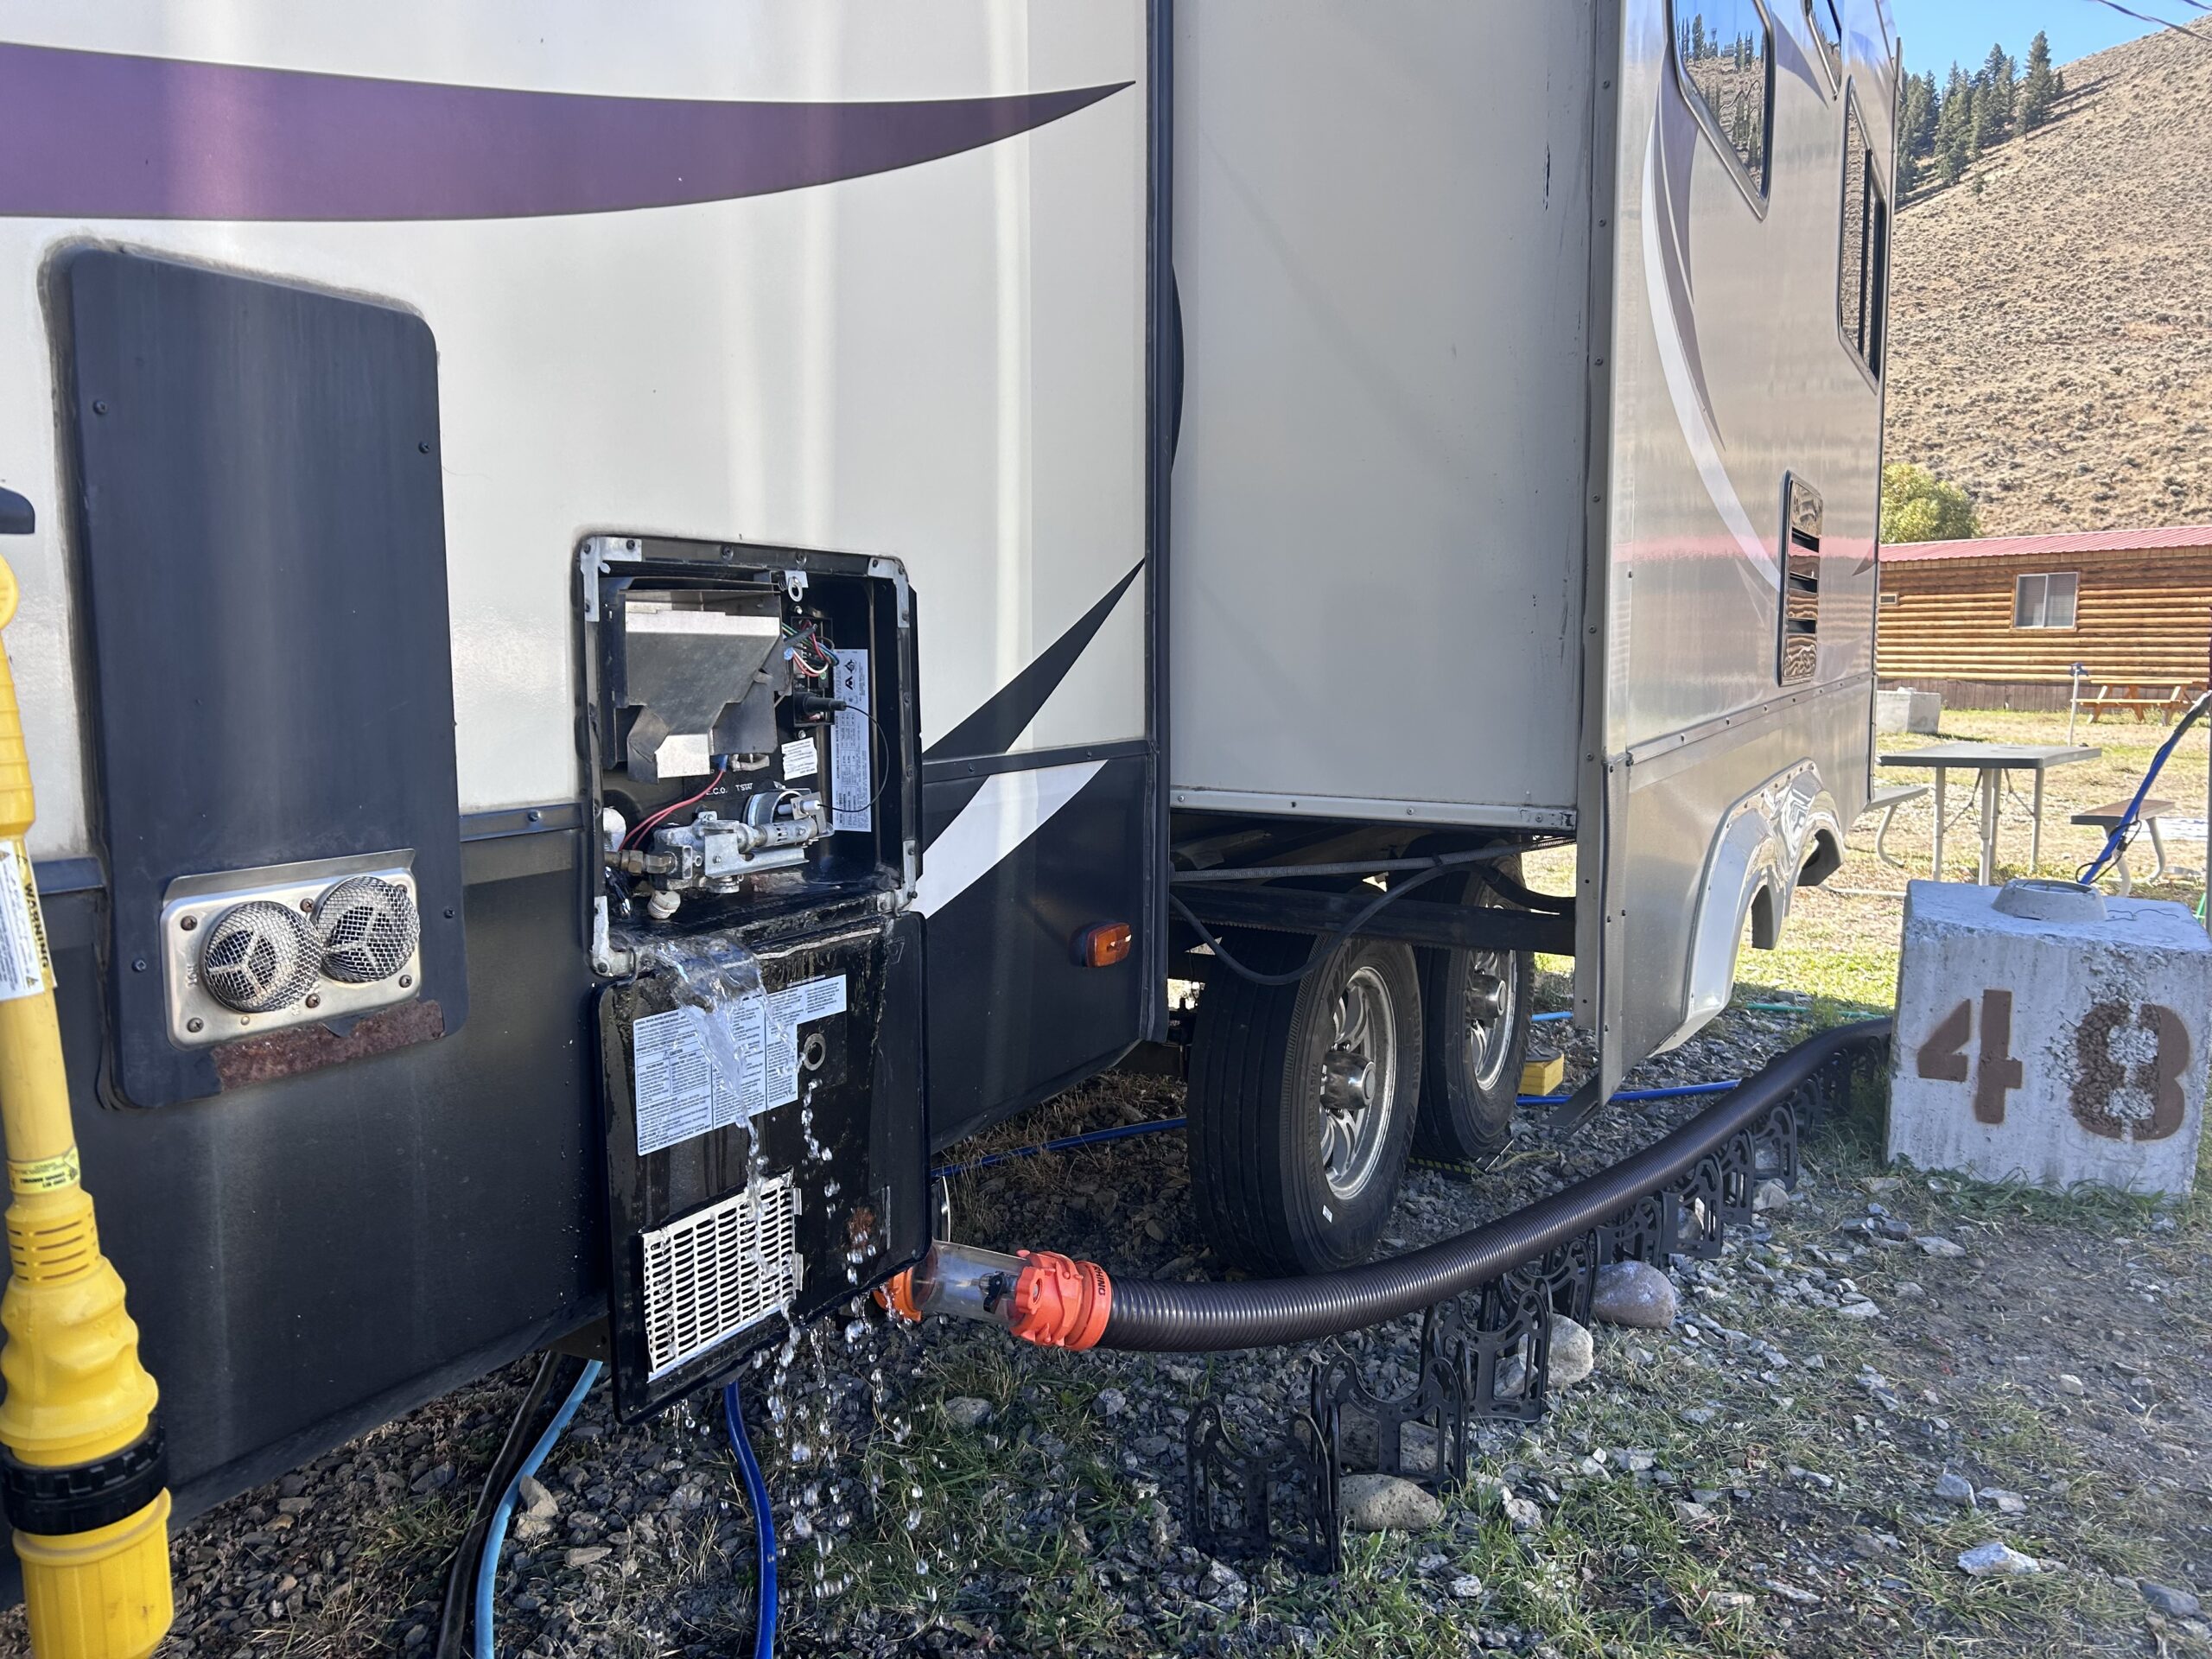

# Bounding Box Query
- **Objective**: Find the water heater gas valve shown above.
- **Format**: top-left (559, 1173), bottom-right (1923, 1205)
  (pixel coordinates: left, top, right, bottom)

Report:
top-left (613, 791), bottom-right (829, 917)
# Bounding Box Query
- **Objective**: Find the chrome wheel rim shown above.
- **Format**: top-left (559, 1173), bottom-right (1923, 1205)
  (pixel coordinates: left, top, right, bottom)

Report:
top-left (1463, 949), bottom-right (1516, 1094)
top-left (1317, 964), bottom-right (1397, 1199)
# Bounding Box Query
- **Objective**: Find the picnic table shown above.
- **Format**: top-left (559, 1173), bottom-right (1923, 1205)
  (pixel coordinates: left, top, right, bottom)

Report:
top-left (1877, 742), bottom-right (2101, 885)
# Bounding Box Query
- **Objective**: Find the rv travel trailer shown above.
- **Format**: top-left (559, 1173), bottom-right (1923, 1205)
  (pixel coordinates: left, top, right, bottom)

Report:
top-left (0, 0), bottom-right (1894, 1631)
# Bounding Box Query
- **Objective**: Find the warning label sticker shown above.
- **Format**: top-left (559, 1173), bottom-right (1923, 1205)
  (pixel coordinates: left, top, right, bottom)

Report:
top-left (830, 651), bottom-right (873, 833)
top-left (0, 844), bottom-right (49, 1001)
top-left (632, 973), bottom-right (849, 1156)
top-left (781, 734), bottom-right (818, 782)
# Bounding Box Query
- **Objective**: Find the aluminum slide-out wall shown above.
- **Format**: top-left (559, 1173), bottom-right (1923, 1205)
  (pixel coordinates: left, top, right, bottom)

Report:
top-left (1168, 1), bottom-right (1897, 1097)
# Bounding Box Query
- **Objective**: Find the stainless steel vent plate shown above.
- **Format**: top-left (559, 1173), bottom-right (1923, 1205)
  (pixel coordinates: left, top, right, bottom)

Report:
top-left (640, 1175), bottom-right (801, 1379)
top-left (161, 851), bottom-right (422, 1049)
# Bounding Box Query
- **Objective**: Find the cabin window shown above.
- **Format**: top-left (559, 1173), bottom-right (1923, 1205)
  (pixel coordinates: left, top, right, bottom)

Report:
top-left (2014, 572), bottom-right (2079, 630)
top-left (1838, 94), bottom-right (1890, 378)
top-left (1804, 0), bottom-right (1843, 83)
top-left (1674, 1), bottom-right (1774, 195)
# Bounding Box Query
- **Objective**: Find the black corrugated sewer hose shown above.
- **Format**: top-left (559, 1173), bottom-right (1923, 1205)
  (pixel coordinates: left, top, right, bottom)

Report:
top-left (1099, 1017), bottom-right (1889, 1351)
top-left (891, 1018), bottom-right (1891, 1353)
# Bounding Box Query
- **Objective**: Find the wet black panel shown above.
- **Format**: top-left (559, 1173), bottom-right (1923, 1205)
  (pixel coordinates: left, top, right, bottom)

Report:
top-left (923, 754), bottom-right (1148, 1150)
top-left (596, 908), bottom-right (927, 1420)
top-left (60, 249), bottom-right (464, 1109)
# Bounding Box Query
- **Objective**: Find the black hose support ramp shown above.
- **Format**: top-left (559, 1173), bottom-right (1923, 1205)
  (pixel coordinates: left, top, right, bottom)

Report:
top-left (1097, 1017), bottom-right (1891, 1352)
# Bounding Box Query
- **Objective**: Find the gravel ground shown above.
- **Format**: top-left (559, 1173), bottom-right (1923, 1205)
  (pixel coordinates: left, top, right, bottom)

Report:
top-left (10, 981), bottom-right (2202, 1659)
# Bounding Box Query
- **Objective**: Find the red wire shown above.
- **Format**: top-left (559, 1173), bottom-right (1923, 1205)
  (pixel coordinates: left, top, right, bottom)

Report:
top-left (623, 762), bottom-right (729, 849)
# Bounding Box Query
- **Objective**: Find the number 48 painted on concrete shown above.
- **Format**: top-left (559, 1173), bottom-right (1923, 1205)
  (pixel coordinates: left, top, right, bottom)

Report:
top-left (1914, 988), bottom-right (2024, 1125)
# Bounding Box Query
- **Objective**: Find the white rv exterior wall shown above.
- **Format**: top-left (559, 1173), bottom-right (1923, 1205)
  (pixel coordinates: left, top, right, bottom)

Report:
top-left (1167, 3), bottom-right (1597, 828)
top-left (0, 3), bottom-right (1150, 861)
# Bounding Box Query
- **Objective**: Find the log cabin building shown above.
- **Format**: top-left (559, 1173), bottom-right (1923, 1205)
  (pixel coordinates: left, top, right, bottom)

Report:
top-left (1875, 524), bottom-right (2212, 713)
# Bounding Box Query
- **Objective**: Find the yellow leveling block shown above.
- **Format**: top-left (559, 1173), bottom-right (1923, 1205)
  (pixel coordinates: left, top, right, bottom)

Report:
top-left (1519, 1048), bottom-right (1566, 1096)
top-left (0, 552), bottom-right (173, 1658)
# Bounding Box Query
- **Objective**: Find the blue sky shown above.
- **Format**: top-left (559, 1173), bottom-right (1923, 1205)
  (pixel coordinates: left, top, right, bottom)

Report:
top-left (1891, 0), bottom-right (2170, 79)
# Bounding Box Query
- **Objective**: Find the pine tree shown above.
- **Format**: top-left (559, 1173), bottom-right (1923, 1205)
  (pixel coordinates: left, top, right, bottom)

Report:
top-left (2020, 31), bottom-right (2056, 130)
top-left (1934, 63), bottom-right (1974, 184)
top-left (1897, 72), bottom-right (1937, 195)
top-left (1967, 83), bottom-right (1992, 162)
top-left (1981, 42), bottom-right (2018, 140)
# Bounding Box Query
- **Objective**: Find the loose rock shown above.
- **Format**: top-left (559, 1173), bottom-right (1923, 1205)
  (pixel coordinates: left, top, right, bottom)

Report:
top-left (1980, 1488), bottom-right (2028, 1515)
top-left (1094, 1388), bottom-right (1128, 1420)
top-left (2056, 1373), bottom-right (2086, 1396)
top-left (1548, 1316), bottom-right (1595, 1388)
top-left (1934, 1471), bottom-right (1977, 1507)
top-left (1449, 1573), bottom-right (1484, 1600)
top-left (1589, 1261), bottom-right (1678, 1329)
top-left (563, 1545), bottom-right (613, 1569)
top-left (1959, 1541), bottom-right (2040, 1578)
top-left (2141, 1582), bottom-right (2202, 1618)
top-left (940, 1396), bottom-right (994, 1430)
top-left (1752, 1179), bottom-right (1792, 1212)
top-left (1340, 1472), bottom-right (1444, 1534)
top-left (1916, 1234), bottom-right (1967, 1258)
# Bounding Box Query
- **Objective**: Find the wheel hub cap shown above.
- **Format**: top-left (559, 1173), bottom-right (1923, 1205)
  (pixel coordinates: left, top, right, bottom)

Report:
top-left (1316, 965), bottom-right (1397, 1200)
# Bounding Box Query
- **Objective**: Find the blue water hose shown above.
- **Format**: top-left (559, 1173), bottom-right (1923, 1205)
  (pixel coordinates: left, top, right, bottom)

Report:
top-left (723, 1378), bottom-right (779, 1659)
top-left (2080, 692), bottom-right (2210, 885)
top-left (473, 1358), bottom-right (601, 1659)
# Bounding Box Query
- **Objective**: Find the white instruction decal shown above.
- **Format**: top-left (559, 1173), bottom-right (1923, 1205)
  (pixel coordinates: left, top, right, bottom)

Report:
top-left (762, 972), bottom-right (849, 1110)
top-left (780, 735), bottom-right (818, 782)
top-left (0, 845), bottom-right (48, 1001)
top-left (830, 650), bottom-right (873, 832)
top-left (631, 1007), bottom-right (716, 1156)
top-left (633, 974), bottom-right (847, 1150)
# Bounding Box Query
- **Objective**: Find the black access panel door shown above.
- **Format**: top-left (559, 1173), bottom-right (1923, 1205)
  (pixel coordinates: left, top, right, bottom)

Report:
top-left (62, 248), bottom-right (467, 1109)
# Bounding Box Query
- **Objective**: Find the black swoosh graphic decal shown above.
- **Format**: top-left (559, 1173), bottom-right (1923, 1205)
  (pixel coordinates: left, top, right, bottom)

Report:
top-left (926, 563), bottom-right (1143, 762)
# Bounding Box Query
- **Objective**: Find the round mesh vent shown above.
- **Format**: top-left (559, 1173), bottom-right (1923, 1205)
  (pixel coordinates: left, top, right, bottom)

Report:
top-left (200, 901), bottom-right (323, 1014)
top-left (312, 877), bottom-right (419, 984)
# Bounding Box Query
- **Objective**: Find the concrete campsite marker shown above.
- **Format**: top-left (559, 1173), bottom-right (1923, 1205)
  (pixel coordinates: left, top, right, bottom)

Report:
top-left (1889, 880), bottom-right (2211, 1198)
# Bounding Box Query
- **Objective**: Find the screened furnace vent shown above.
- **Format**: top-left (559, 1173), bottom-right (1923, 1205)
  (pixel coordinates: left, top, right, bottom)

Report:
top-left (639, 1175), bottom-right (801, 1378)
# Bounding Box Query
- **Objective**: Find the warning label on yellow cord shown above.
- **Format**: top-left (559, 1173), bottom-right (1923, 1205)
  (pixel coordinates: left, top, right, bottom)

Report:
top-left (9, 1148), bottom-right (79, 1193)
top-left (0, 842), bottom-right (48, 1001)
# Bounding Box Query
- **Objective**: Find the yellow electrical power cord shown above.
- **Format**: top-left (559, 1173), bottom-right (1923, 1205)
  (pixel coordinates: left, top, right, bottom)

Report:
top-left (0, 554), bottom-right (172, 1658)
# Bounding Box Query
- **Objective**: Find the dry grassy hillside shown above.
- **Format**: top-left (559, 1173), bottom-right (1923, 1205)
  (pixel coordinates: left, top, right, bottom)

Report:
top-left (1885, 19), bottom-right (2212, 536)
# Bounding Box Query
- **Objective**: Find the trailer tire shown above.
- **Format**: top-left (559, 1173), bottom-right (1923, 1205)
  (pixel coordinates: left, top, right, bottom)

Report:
top-left (1414, 867), bottom-right (1535, 1166)
top-left (1186, 930), bottom-right (1422, 1276)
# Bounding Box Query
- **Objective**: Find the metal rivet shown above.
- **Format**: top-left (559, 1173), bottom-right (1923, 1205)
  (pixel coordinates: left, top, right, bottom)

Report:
top-left (528, 808), bottom-right (543, 822)
top-left (399, 974), bottom-right (413, 989)
top-left (443, 907), bottom-right (455, 920)
top-left (130, 958), bottom-right (147, 973)
top-left (417, 441), bottom-right (432, 454)
top-left (179, 914), bottom-right (198, 932)
top-left (92, 399), bottom-right (109, 416)
top-left (305, 993), bottom-right (321, 1009)
top-left (299, 896), bottom-right (315, 912)
top-left (186, 1016), bottom-right (203, 1033)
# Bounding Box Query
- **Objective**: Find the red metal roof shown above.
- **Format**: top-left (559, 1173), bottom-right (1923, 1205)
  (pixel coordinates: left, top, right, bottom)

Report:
top-left (1881, 524), bottom-right (2212, 563)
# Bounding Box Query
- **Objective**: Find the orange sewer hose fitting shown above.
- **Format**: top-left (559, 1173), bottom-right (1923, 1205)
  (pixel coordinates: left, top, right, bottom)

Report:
top-left (877, 1244), bottom-right (1112, 1351)
top-left (1005, 1250), bottom-right (1111, 1351)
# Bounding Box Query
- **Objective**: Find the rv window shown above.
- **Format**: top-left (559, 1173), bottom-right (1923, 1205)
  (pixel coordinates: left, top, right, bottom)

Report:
top-left (1674, 1), bottom-right (1774, 194)
top-left (1803, 0), bottom-right (1843, 84)
top-left (2014, 572), bottom-right (2079, 630)
top-left (1838, 95), bottom-right (1891, 378)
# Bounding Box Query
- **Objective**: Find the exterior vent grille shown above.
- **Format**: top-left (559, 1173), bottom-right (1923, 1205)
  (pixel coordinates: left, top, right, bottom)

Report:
top-left (313, 875), bottom-right (419, 983)
top-left (639, 1176), bottom-right (799, 1378)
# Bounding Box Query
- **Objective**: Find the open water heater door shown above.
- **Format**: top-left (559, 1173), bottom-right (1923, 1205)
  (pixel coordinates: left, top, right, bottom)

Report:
top-left (581, 537), bottom-right (927, 1419)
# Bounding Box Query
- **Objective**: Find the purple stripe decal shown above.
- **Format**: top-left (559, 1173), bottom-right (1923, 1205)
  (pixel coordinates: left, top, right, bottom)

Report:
top-left (0, 41), bottom-right (1128, 222)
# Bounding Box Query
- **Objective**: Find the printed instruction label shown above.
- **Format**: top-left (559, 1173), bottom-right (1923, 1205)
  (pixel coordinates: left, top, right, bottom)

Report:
top-left (780, 734), bottom-right (818, 782)
top-left (0, 844), bottom-right (49, 1001)
top-left (830, 649), bottom-right (873, 833)
top-left (632, 972), bottom-right (849, 1156)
